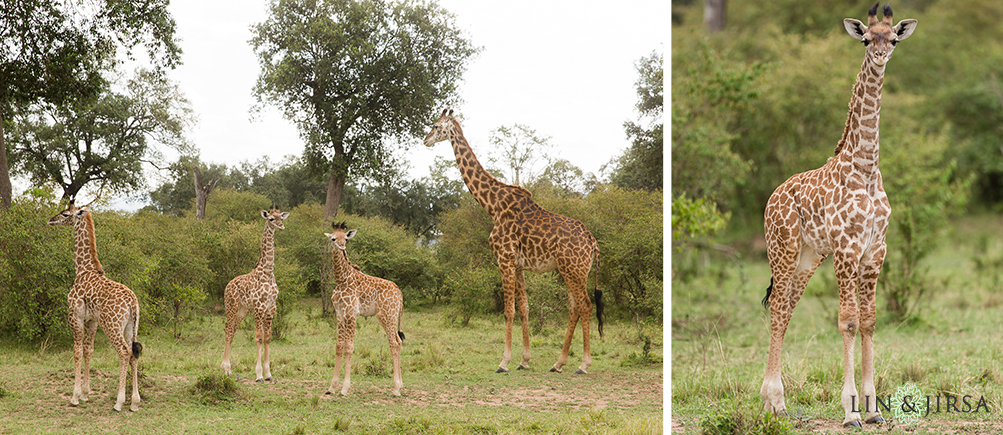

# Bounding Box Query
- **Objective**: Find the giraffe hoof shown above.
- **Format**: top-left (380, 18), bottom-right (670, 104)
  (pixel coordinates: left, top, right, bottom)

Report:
top-left (325, 391), bottom-right (333, 395)
top-left (549, 367), bottom-right (561, 373)
top-left (843, 420), bottom-right (863, 428)
top-left (264, 377), bottom-right (273, 382)
top-left (255, 379), bottom-right (264, 383)
top-left (574, 369), bottom-right (587, 375)
top-left (516, 365), bottom-right (529, 371)
top-left (495, 367), bottom-right (508, 374)
top-left (866, 416), bottom-right (885, 424)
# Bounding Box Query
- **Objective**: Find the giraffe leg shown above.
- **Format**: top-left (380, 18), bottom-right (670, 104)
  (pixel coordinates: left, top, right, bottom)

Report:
top-left (252, 308), bottom-right (272, 382)
top-left (514, 270), bottom-right (531, 370)
top-left (221, 304), bottom-right (247, 376)
top-left (339, 317), bottom-right (357, 395)
top-left (112, 340), bottom-right (131, 412)
top-left (496, 263), bottom-right (517, 373)
top-left (574, 278), bottom-right (593, 375)
top-left (858, 247), bottom-right (886, 424)
top-left (80, 319), bottom-right (98, 402)
top-left (259, 306), bottom-right (276, 381)
top-left (129, 353), bottom-right (141, 412)
top-left (326, 318), bottom-right (345, 395)
top-left (834, 251), bottom-right (863, 427)
top-left (69, 313), bottom-right (86, 407)
top-left (382, 312), bottom-right (404, 396)
top-left (551, 294), bottom-right (580, 374)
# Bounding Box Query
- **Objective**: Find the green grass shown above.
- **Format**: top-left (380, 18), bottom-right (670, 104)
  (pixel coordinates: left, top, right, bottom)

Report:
top-left (0, 302), bottom-right (662, 434)
top-left (672, 214), bottom-right (1003, 433)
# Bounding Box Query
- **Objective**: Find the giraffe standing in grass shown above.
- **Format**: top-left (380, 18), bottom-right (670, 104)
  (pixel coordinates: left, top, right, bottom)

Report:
top-left (48, 202), bottom-right (142, 412)
top-left (424, 109), bottom-right (603, 374)
top-left (324, 222), bottom-right (405, 397)
top-left (760, 4), bottom-right (916, 427)
top-left (221, 206), bottom-right (289, 382)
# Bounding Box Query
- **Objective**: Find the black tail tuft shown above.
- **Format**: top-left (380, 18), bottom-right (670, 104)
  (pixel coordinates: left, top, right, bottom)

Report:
top-left (132, 341), bottom-right (143, 359)
top-left (595, 289), bottom-right (605, 338)
top-left (761, 277), bottom-right (774, 310)
top-left (398, 331), bottom-right (405, 342)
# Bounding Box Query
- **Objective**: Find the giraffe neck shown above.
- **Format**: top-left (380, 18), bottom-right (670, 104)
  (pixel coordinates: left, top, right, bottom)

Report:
top-left (72, 212), bottom-right (104, 275)
top-left (446, 120), bottom-right (530, 217)
top-left (330, 248), bottom-right (355, 288)
top-left (255, 225), bottom-right (276, 274)
top-left (833, 55), bottom-right (886, 180)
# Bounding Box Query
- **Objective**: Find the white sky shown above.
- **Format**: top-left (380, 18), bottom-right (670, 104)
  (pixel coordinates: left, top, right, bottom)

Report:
top-left (165, 0), bottom-right (665, 182)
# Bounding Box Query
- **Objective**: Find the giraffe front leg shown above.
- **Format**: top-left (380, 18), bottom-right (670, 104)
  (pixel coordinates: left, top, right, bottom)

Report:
top-left (858, 251), bottom-right (886, 424)
top-left (835, 254), bottom-right (863, 427)
top-left (80, 320), bottom-right (98, 402)
top-left (69, 314), bottom-right (86, 407)
top-left (496, 263), bottom-right (517, 373)
top-left (514, 270), bottom-right (531, 370)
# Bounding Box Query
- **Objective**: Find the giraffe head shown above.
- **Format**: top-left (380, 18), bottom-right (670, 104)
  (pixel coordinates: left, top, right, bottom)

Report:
top-left (47, 201), bottom-right (88, 226)
top-left (261, 205), bottom-right (289, 230)
top-left (423, 109), bottom-right (458, 147)
top-left (844, 3), bottom-right (917, 67)
top-left (324, 221), bottom-right (357, 251)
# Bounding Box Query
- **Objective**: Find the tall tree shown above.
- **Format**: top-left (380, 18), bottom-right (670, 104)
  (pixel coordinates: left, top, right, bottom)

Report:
top-left (487, 124), bottom-right (554, 186)
top-left (249, 0), bottom-right (479, 221)
top-left (9, 69), bottom-right (193, 201)
top-left (609, 50), bottom-right (665, 192)
top-left (0, 0), bottom-right (180, 208)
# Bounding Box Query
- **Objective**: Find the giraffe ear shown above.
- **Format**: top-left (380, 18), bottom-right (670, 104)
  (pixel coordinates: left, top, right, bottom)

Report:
top-left (323, 233), bottom-right (334, 239)
top-left (280, 212), bottom-right (290, 219)
top-left (75, 208), bottom-right (88, 217)
top-left (844, 18), bottom-right (867, 40)
top-left (893, 19), bottom-right (917, 41)
top-left (345, 229), bottom-right (357, 240)
top-left (260, 210), bottom-right (269, 219)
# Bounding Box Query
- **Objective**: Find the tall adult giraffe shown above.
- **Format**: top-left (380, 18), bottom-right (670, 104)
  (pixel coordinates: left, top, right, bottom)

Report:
top-left (48, 202), bottom-right (142, 412)
top-left (424, 109), bottom-right (604, 374)
top-left (221, 206), bottom-right (289, 382)
top-left (760, 4), bottom-right (916, 427)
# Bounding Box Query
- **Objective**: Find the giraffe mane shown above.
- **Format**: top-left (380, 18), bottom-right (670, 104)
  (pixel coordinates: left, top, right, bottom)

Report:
top-left (449, 117), bottom-right (535, 199)
top-left (81, 209), bottom-right (105, 275)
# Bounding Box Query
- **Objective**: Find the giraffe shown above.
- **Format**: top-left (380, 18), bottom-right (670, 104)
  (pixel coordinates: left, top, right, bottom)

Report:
top-left (424, 109), bottom-right (604, 374)
top-left (48, 201), bottom-right (142, 412)
top-left (760, 4), bottom-right (916, 427)
top-left (323, 222), bottom-right (405, 397)
top-left (220, 206), bottom-right (289, 382)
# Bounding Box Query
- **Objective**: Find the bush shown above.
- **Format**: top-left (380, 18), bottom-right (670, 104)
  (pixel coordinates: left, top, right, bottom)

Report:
top-left (0, 198), bottom-right (74, 342)
top-left (191, 372), bottom-right (241, 404)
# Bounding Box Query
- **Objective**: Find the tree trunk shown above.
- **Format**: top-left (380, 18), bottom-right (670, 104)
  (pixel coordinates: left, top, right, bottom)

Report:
top-left (193, 164), bottom-right (217, 220)
top-left (0, 115), bottom-right (12, 209)
top-left (323, 155), bottom-right (348, 222)
top-left (704, 0), bottom-right (727, 33)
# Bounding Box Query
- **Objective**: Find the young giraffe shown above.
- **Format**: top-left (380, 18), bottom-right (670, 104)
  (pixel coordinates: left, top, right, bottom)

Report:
top-left (424, 109), bottom-right (604, 374)
top-left (48, 202), bottom-right (142, 412)
top-left (221, 206), bottom-right (289, 382)
top-left (323, 222), bottom-right (405, 397)
top-left (760, 4), bottom-right (916, 427)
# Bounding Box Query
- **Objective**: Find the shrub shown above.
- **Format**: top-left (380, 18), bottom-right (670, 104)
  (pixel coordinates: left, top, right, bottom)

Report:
top-left (191, 372), bottom-right (241, 404)
top-left (0, 198), bottom-right (74, 343)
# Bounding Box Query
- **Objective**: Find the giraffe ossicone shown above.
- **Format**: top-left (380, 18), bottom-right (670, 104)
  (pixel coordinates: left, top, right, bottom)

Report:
top-left (48, 201), bottom-right (143, 412)
top-left (760, 3), bottom-right (916, 428)
top-left (221, 206), bottom-right (289, 382)
top-left (324, 221), bottom-right (405, 397)
top-left (424, 109), bottom-right (604, 375)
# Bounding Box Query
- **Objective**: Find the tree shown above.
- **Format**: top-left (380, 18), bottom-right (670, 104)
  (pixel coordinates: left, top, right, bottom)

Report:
top-left (487, 124), bottom-right (553, 186)
top-left (0, 0), bottom-right (180, 208)
top-left (249, 0), bottom-right (479, 221)
top-left (193, 163), bottom-right (219, 221)
top-left (9, 69), bottom-right (193, 201)
top-left (609, 51), bottom-right (664, 192)
top-left (704, 0), bottom-right (727, 33)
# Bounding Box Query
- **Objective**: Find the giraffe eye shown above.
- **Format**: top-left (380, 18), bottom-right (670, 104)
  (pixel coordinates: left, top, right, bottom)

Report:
top-left (861, 38), bottom-right (869, 46)
top-left (891, 39), bottom-right (898, 46)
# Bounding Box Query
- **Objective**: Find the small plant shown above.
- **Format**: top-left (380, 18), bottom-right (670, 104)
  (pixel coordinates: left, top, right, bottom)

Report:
top-left (0, 384), bottom-right (9, 399)
top-left (700, 401), bottom-right (794, 435)
top-left (621, 333), bottom-right (662, 367)
top-left (190, 372), bottom-right (241, 404)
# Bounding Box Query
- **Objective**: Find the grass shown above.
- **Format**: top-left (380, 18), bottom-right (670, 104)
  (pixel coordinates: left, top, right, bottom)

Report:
top-left (0, 302), bottom-right (662, 434)
top-left (672, 214), bottom-right (1003, 433)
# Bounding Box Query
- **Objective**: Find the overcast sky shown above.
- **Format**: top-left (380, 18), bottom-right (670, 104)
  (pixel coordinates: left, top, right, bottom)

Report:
top-left (98, 0), bottom-right (664, 208)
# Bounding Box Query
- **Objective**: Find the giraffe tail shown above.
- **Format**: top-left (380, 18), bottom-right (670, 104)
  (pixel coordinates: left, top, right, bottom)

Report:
top-left (397, 312), bottom-right (405, 342)
top-left (592, 242), bottom-right (604, 339)
top-left (761, 277), bottom-right (774, 310)
top-left (132, 342), bottom-right (143, 359)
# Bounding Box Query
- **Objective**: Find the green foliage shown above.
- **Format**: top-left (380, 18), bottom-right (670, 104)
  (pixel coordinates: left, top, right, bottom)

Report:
top-left (672, 194), bottom-right (729, 248)
top-left (441, 266), bottom-right (502, 325)
top-left (0, 199), bottom-right (73, 342)
top-left (699, 401), bottom-right (793, 435)
top-left (9, 69), bottom-right (194, 200)
top-left (879, 128), bottom-right (973, 320)
top-left (249, 0), bottom-right (479, 218)
top-left (191, 372), bottom-right (241, 405)
top-left (609, 50), bottom-right (664, 192)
